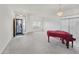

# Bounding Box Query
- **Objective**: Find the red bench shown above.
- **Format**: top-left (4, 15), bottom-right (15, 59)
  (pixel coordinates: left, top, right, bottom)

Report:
top-left (47, 30), bottom-right (76, 48)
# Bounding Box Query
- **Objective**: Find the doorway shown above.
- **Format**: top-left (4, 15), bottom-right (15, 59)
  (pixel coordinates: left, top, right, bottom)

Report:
top-left (13, 18), bottom-right (23, 37)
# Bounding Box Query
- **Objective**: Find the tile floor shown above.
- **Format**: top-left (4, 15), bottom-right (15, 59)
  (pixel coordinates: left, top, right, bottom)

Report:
top-left (2, 31), bottom-right (79, 54)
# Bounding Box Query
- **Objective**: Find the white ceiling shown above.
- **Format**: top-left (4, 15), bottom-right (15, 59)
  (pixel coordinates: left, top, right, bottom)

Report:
top-left (5, 4), bottom-right (79, 18)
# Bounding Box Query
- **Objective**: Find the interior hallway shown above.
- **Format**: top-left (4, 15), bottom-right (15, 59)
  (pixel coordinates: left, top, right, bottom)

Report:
top-left (2, 31), bottom-right (79, 54)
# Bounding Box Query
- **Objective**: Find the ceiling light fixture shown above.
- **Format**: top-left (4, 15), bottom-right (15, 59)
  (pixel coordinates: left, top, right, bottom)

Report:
top-left (56, 4), bottom-right (64, 17)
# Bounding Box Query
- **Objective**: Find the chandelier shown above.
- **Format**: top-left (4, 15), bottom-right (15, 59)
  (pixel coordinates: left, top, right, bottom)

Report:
top-left (56, 4), bottom-right (64, 17)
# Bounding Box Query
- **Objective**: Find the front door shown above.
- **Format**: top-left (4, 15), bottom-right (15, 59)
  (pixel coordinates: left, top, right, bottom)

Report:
top-left (16, 19), bottom-right (23, 35)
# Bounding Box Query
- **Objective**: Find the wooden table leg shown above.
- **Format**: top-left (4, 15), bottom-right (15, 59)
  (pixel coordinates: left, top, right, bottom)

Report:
top-left (48, 36), bottom-right (50, 42)
top-left (62, 39), bottom-right (65, 44)
top-left (72, 41), bottom-right (73, 48)
top-left (66, 41), bottom-right (69, 49)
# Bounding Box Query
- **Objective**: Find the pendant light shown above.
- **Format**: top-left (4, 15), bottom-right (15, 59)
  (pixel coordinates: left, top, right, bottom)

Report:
top-left (57, 4), bottom-right (64, 17)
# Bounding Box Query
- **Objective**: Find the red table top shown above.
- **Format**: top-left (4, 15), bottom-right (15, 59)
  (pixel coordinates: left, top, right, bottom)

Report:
top-left (47, 30), bottom-right (71, 39)
top-left (47, 30), bottom-right (70, 35)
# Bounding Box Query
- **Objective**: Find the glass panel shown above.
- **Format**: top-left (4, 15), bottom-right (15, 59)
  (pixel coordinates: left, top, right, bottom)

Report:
top-left (16, 19), bottom-right (23, 35)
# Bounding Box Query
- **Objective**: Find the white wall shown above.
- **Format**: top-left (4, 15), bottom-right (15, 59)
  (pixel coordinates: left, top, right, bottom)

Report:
top-left (61, 17), bottom-right (79, 43)
top-left (43, 19), bottom-right (61, 32)
top-left (61, 19), bottom-right (69, 32)
top-left (25, 14), bottom-right (32, 33)
top-left (25, 14), bottom-right (62, 33)
top-left (70, 18), bottom-right (79, 43)
top-left (0, 5), bottom-right (13, 53)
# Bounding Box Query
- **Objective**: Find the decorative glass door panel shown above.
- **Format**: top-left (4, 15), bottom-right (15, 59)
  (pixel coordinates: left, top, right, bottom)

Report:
top-left (16, 19), bottom-right (23, 35)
